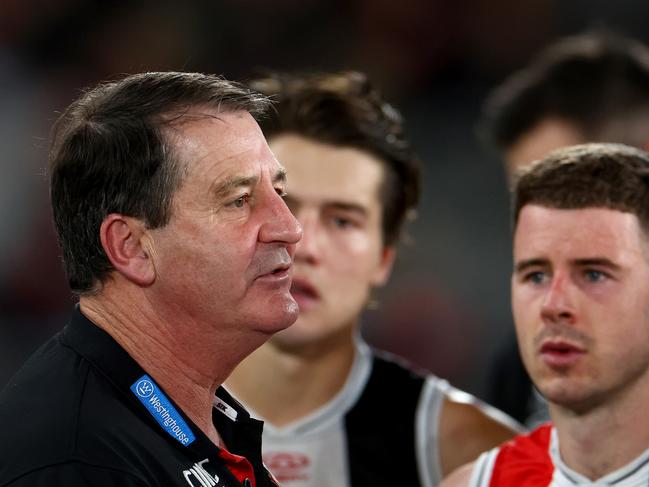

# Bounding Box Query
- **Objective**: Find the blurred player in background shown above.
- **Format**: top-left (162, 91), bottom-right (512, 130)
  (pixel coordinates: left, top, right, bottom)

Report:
top-left (226, 71), bottom-right (520, 487)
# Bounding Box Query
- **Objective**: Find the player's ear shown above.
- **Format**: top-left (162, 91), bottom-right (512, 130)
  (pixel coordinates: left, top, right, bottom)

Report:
top-left (100, 214), bottom-right (155, 287)
top-left (370, 245), bottom-right (396, 287)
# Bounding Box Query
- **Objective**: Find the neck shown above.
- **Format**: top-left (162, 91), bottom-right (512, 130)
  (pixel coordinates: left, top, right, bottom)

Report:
top-left (80, 282), bottom-right (266, 447)
top-left (551, 375), bottom-right (649, 480)
top-left (226, 325), bottom-right (357, 427)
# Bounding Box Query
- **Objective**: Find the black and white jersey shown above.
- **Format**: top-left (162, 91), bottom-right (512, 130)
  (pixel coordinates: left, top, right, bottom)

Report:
top-left (242, 340), bottom-right (451, 487)
top-left (0, 307), bottom-right (278, 487)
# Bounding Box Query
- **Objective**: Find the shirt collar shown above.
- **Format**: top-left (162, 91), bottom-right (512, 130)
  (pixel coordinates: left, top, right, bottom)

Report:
top-left (550, 426), bottom-right (649, 485)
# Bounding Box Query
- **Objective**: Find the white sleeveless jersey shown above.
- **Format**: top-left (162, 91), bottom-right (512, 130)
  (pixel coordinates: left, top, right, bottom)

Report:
top-left (237, 339), bottom-right (516, 487)
top-left (241, 339), bottom-right (448, 487)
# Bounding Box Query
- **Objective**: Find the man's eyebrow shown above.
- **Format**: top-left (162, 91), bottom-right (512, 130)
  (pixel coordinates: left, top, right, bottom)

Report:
top-left (274, 168), bottom-right (288, 185)
top-left (514, 258), bottom-right (548, 273)
top-left (514, 257), bottom-right (623, 274)
top-left (572, 258), bottom-right (621, 270)
top-left (325, 201), bottom-right (368, 216)
top-left (211, 175), bottom-right (258, 199)
top-left (211, 168), bottom-right (287, 199)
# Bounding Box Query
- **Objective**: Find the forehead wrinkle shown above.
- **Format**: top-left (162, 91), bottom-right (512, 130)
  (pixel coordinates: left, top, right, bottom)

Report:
top-left (209, 162), bottom-right (286, 200)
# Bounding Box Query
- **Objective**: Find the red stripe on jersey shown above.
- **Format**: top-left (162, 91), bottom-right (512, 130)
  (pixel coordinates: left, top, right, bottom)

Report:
top-left (490, 424), bottom-right (554, 487)
top-left (218, 448), bottom-right (256, 487)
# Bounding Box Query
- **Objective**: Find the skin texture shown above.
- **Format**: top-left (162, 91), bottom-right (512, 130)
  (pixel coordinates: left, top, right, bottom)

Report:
top-left (439, 460), bottom-right (475, 487)
top-left (226, 134), bottom-right (518, 474)
top-left (81, 109), bottom-right (302, 447)
top-left (438, 398), bottom-right (519, 475)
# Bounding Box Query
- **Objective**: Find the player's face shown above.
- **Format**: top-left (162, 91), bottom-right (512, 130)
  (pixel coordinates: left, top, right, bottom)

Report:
top-left (512, 205), bottom-right (649, 412)
top-left (505, 117), bottom-right (585, 181)
top-left (266, 134), bottom-right (394, 351)
top-left (149, 110), bottom-right (302, 340)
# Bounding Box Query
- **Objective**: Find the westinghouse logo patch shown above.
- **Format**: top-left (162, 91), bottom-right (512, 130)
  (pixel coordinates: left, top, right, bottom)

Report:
top-left (131, 374), bottom-right (196, 446)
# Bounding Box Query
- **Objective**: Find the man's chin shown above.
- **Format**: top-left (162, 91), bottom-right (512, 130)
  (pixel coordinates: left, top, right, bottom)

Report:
top-left (537, 379), bottom-right (600, 414)
top-left (273, 300), bottom-right (300, 332)
top-left (250, 297), bottom-right (300, 337)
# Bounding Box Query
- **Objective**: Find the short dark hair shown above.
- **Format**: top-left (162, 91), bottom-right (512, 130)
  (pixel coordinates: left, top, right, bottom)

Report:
top-left (512, 143), bottom-right (649, 233)
top-left (482, 32), bottom-right (649, 151)
top-left (50, 71), bottom-right (272, 294)
top-left (248, 71), bottom-right (421, 246)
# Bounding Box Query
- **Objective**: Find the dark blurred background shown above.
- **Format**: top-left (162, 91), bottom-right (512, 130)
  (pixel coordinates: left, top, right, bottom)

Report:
top-left (2, 0), bottom-right (649, 399)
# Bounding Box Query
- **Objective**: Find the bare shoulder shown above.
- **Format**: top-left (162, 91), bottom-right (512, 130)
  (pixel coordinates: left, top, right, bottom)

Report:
top-left (438, 390), bottom-right (522, 476)
top-left (439, 461), bottom-right (476, 487)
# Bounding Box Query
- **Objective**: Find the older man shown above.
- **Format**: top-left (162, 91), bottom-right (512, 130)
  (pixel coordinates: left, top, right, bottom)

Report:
top-left (0, 72), bottom-right (301, 486)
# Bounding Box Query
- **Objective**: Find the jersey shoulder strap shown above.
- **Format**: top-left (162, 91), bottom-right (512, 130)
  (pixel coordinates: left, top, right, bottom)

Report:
top-left (487, 423), bottom-right (554, 487)
top-left (345, 352), bottom-right (425, 487)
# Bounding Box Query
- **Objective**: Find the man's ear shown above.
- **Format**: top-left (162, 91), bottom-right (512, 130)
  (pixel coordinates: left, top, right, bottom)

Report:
top-left (370, 246), bottom-right (397, 287)
top-left (100, 214), bottom-right (155, 287)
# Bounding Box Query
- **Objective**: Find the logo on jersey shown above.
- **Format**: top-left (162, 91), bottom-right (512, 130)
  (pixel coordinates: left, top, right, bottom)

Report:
top-left (135, 379), bottom-right (154, 398)
top-left (264, 451), bottom-right (310, 482)
top-left (130, 374), bottom-right (195, 446)
top-left (214, 397), bottom-right (238, 421)
top-left (183, 459), bottom-right (221, 487)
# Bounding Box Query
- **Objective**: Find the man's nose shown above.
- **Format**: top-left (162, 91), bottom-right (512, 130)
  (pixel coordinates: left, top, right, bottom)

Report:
top-left (540, 272), bottom-right (576, 325)
top-left (258, 189), bottom-right (303, 245)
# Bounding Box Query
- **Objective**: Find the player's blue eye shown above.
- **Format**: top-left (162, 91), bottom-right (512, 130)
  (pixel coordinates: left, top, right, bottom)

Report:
top-left (584, 270), bottom-right (606, 282)
top-left (333, 217), bottom-right (353, 228)
top-left (526, 272), bottom-right (546, 284)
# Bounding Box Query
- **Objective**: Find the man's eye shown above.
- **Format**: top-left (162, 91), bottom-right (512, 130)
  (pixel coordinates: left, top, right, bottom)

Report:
top-left (524, 271), bottom-right (546, 284)
top-left (333, 216), bottom-right (353, 229)
top-left (584, 270), bottom-right (606, 283)
top-left (331, 216), bottom-right (351, 228)
top-left (276, 188), bottom-right (287, 199)
top-left (230, 195), bottom-right (249, 208)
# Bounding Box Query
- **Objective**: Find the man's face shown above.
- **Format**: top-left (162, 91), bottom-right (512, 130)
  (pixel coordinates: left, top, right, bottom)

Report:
top-left (505, 117), bottom-right (585, 180)
top-left (266, 134), bottom-right (394, 351)
top-left (512, 205), bottom-right (649, 412)
top-left (148, 110), bottom-right (302, 340)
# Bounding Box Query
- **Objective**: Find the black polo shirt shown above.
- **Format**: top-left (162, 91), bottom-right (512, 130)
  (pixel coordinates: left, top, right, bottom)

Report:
top-left (0, 307), bottom-right (279, 487)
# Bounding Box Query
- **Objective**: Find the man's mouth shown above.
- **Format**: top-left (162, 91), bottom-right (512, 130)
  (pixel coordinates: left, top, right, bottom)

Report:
top-left (539, 340), bottom-right (586, 368)
top-left (254, 261), bottom-right (292, 285)
top-left (269, 264), bottom-right (290, 275)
